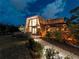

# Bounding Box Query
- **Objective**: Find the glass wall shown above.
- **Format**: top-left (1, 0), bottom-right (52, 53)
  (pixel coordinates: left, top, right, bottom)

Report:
top-left (29, 18), bottom-right (39, 34)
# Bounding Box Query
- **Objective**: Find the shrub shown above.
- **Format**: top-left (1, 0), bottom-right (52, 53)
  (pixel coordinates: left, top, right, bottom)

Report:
top-left (43, 31), bottom-right (52, 40)
top-left (64, 56), bottom-right (71, 59)
top-left (27, 38), bottom-right (43, 58)
top-left (54, 31), bottom-right (62, 42)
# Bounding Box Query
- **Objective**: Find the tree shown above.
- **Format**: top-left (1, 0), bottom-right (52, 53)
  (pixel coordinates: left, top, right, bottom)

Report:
top-left (18, 25), bottom-right (25, 32)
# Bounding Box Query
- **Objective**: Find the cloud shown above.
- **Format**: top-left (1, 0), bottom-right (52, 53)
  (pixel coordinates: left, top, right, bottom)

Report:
top-left (10, 0), bottom-right (37, 14)
top-left (0, 0), bottom-right (78, 25)
top-left (40, 0), bottom-right (66, 19)
top-left (0, 0), bottom-right (26, 25)
top-left (0, 0), bottom-right (37, 25)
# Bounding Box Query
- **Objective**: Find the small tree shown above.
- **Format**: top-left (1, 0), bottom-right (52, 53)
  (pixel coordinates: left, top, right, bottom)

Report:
top-left (18, 25), bottom-right (25, 32)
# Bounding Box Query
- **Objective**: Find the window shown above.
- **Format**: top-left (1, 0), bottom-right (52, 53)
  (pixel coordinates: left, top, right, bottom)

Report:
top-left (32, 28), bottom-right (37, 34)
top-left (32, 19), bottom-right (37, 26)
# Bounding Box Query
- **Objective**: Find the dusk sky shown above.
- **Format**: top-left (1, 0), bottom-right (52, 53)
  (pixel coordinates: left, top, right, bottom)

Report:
top-left (0, 0), bottom-right (79, 26)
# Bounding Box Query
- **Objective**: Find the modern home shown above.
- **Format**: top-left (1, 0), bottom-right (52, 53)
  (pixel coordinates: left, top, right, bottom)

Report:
top-left (25, 16), bottom-right (68, 37)
top-left (25, 15), bottom-right (79, 47)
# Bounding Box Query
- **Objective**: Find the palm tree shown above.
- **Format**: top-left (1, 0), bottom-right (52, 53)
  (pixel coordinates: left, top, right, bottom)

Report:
top-left (69, 6), bottom-right (79, 40)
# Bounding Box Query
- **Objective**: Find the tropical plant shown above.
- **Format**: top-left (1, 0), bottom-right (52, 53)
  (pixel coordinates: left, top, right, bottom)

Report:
top-left (69, 6), bottom-right (79, 40)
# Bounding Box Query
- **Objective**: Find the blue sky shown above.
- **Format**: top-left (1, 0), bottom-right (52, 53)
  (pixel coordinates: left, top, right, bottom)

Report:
top-left (0, 0), bottom-right (79, 26)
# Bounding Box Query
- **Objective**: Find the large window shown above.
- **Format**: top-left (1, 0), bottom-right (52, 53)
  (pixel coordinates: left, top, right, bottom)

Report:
top-left (32, 19), bottom-right (37, 26)
top-left (32, 28), bottom-right (37, 34)
top-left (29, 19), bottom-right (37, 26)
top-left (29, 18), bottom-right (40, 34)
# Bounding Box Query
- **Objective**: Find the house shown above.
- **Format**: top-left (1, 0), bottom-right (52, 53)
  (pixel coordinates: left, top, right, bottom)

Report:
top-left (25, 16), bottom-right (68, 37)
top-left (24, 15), bottom-right (79, 47)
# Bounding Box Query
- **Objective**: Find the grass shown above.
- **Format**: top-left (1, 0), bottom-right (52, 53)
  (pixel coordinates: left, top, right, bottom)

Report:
top-left (0, 35), bottom-right (29, 48)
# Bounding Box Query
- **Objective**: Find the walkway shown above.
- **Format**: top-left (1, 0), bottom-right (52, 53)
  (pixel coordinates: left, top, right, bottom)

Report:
top-left (34, 38), bottom-right (79, 59)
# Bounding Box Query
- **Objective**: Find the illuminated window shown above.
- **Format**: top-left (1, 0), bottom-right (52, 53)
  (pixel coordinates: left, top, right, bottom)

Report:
top-left (32, 28), bottom-right (37, 34)
top-left (28, 18), bottom-right (40, 34)
top-left (32, 19), bottom-right (37, 26)
top-left (29, 19), bottom-right (37, 26)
